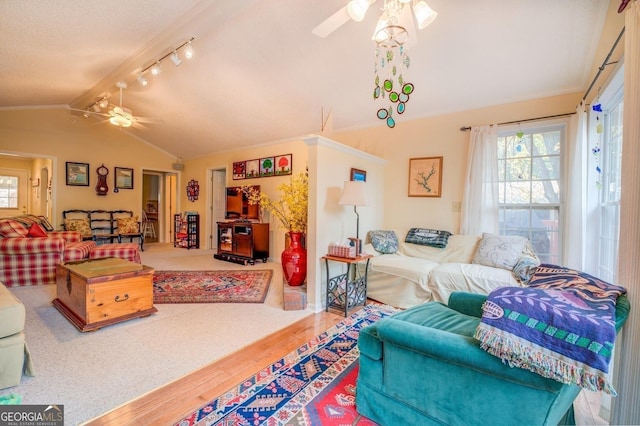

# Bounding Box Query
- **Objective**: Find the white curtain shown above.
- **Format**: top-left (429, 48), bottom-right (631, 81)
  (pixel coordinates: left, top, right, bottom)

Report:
top-left (460, 125), bottom-right (498, 236)
top-left (612, 2), bottom-right (640, 424)
top-left (562, 102), bottom-right (588, 270)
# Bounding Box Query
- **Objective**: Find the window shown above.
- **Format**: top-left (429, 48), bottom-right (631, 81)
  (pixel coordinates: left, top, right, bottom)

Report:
top-left (597, 91), bottom-right (623, 283)
top-left (0, 175), bottom-right (19, 208)
top-left (497, 125), bottom-right (564, 263)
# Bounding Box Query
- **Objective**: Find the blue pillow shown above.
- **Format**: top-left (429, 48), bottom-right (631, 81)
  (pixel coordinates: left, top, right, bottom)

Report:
top-left (369, 230), bottom-right (399, 254)
top-left (405, 228), bottom-right (451, 248)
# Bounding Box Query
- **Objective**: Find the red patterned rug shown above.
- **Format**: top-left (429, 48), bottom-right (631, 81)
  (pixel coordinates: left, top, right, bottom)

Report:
top-left (176, 304), bottom-right (397, 425)
top-left (153, 269), bottom-right (272, 303)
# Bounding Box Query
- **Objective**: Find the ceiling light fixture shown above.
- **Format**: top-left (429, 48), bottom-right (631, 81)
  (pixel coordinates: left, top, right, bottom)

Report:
top-left (183, 42), bottom-right (194, 60)
top-left (150, 61), bottom-right (162, 76)
top-left (347, 0), bottom-right (372, 21)
top-left (136, 73), bottom-right (148, 87)
top-left (369, 0), bottom-right (436, 128)
top-left (170, 50), bottom-right (182, 67)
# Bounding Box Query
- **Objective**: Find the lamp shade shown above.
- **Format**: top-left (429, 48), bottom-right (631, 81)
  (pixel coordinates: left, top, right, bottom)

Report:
top-left (339, 181), bottom-right (369, 206)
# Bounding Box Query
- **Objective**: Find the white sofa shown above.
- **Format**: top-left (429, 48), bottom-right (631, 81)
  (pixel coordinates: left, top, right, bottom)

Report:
top-left (361, 230), bottom-right (528, 309)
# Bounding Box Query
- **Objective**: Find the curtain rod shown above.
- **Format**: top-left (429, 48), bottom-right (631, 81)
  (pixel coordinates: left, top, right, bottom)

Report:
top-left (460, 25), bottom-right (625, 132)
top-left (582, 26), bottom-right (625, 102)
top-left (459, 112), bottom-right (575, 132)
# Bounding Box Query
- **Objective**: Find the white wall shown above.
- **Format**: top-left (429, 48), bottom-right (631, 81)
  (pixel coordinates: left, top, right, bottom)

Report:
top-left (305, 135), bottom-right (385, 311)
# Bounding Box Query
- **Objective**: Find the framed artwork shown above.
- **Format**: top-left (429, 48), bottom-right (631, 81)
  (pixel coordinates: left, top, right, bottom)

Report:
top-left (274, 154), bottom-right (292, 176)
top-left (260, 157), bottom-right (275, 177)
top-left (245, 159), bottom-right (260, 178)
top-left (66, 162), bottom-right (90, 186)
top-left (114, 167), bottom-right (134, 189)
top-left (408, 157), bottom-right (443, 197)
top-left (350, 168), bottom-right (366, 182)
top-left (233, 161), bottom-right (246, 180)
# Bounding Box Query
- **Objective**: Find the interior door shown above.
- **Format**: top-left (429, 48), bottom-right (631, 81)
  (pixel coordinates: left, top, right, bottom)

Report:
top-left (0, 168), bottom-right (29, 218)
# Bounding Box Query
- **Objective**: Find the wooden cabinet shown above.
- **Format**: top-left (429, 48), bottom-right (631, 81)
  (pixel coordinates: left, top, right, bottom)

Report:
top-left (214, 222), bottom-right (269, 265)
top-left (174, 214), bottom-right (199, 249)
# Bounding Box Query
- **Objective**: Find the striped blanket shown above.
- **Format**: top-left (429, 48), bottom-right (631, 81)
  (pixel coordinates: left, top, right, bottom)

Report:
top-left (474, 265), bottom-right (626, 395)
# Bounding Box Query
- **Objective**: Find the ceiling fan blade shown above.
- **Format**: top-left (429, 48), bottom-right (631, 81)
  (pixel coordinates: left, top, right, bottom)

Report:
top-left (312, 6), bottom-right (351, 38)
top-left (67, 107), bottom-right (109, 118)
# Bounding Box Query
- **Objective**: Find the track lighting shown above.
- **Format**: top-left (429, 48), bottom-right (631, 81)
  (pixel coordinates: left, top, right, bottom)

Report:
top-left (98, 97), bottom-right (109, 109)
top-left (170, 50), bottom-right (182, 67)
top-left (150, 62), bottom-right (162, 76)
top-left (183, 42), bottom-right (194, 60)
top-left (137, 73), bottom-right (148, 86)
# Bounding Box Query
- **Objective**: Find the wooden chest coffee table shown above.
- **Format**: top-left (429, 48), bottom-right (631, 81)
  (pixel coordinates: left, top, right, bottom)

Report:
top-left (53, 257), bottom-right (157, 332)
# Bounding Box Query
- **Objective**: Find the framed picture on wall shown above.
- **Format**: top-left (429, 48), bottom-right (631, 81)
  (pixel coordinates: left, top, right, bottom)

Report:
top-left (66, 162), bottom-right (90, 186)
top-left (114, 167), bottom-right (134, 189)
top-left (408, 157), bottom-right (443, 197)
top-left (350, 168), bottom-right (366, 182)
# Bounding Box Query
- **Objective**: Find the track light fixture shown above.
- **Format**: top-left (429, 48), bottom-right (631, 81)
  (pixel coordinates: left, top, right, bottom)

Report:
top-left (136, 73), bottom-right (148, 87)
top-left (136, 37), bottom-right (195, 86)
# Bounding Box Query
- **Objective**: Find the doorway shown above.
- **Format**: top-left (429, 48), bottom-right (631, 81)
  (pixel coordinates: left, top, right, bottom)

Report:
top-left (210, 168), bottom-right (227, 250)
top-left (142, 171), bottom-right (178, 244)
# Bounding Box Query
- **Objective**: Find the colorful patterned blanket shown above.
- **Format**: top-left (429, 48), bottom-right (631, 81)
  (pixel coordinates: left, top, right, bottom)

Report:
top-left (474, 264), bottom-right (626, 395)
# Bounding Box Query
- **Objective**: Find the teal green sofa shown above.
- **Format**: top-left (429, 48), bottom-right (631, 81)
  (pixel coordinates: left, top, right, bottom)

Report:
top-left (356, 292), bottom-right (630, 426)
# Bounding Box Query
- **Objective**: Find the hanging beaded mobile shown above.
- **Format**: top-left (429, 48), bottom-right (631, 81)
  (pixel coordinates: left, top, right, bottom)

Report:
top-left (373, 44), bottom-right (414, 128)
top-left (592, 102), bottom-right (603, 190)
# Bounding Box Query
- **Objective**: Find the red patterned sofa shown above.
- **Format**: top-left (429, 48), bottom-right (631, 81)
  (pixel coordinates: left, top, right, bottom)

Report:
top-left (0, 215), bottom-right (96, 287)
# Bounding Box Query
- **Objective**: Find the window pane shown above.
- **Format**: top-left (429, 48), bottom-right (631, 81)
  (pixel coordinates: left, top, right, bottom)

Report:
top-left (531, 180), bottom-right (559, 203)
top-left (505, 181), bottom-right (531, 204)
top-left (505, 158), bottom-right (530, 181)
top-left (0, 175), bottom-right (18, 208)
top-left (532, 156), bottom-right (560, 180)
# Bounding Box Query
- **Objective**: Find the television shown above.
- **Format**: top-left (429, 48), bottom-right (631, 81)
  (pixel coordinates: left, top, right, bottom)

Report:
top-left (225, 185), bottom-right (260, 220)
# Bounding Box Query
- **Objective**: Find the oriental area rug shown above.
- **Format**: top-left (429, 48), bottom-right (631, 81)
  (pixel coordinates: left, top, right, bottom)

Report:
top-left (176, 304), bottom-right (397, 425)
top-left (153, 269), bottom-right (272, 304)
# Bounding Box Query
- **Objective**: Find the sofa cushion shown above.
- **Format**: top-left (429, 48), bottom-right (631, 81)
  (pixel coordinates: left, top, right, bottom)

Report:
top-left (472, 233), bottom-right (528, 271)
top-left (369, 230), bottom-right (399, 254)
top-left (117, 216), bottom-right (139, 234)
top-left (27, 223), bottom-right (47, 238)
top-left (369, 254), bottom-right (439, 284)
top-left (0, 219), bottom-right (28, 238)
top-left (64, 218), bottom-right (92, 238)
top-left (0, 283), bottom-right (25, 338)
top-left (405, 228), bottom-right (452, 248)
top-left (428, 263), bottom-right (519, 304)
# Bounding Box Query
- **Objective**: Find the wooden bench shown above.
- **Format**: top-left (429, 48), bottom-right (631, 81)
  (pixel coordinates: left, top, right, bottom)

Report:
top-left (62, 209), bottom-right (145, 251)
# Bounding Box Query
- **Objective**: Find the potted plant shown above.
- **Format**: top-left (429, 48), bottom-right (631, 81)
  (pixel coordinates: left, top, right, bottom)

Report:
top-left (244, 172), bottom-right (308, 286)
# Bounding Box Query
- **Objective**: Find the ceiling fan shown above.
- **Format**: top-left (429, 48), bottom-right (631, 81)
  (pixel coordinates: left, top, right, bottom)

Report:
top-left (69, 81), bottom-right (154, 128)
top-left (312, 0), bottom-right (437, 42)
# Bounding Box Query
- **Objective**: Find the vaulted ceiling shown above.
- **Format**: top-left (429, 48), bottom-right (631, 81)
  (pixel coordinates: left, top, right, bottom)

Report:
top-left (1, 0), bottom-right (610, 159)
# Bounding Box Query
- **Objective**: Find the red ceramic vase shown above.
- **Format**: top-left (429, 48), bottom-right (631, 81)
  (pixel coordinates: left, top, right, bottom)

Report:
top-left (281, 231), bottom-right (307, 286)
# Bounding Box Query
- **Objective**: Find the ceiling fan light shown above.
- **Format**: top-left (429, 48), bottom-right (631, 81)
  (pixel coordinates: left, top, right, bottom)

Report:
top-left (109, 114), bottom-right (133, 128)
top-left (372, 17), bottom-right (391, 42)
top-left (347, 0), bottom-right (370, 22)
top-left (170, 50), bottom-right (182, 67)
top-left (183, 42), bottom-right (194, 59)
top-left (150, 62), bottom-right (162, 76)
top-left (413, 1), bottom-right (437, 29)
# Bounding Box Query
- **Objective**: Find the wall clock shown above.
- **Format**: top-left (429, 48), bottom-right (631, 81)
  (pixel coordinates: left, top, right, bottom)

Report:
top-left (187, 179), bottom-right (199, 202)
top-left (96, 164), bottom-right (109, 196)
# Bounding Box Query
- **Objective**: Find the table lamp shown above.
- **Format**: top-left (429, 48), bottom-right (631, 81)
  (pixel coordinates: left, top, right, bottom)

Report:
top-left (338, 180), bottom-right (369, 254)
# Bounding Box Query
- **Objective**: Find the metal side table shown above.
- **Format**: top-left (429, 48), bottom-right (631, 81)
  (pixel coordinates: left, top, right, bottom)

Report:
top-left (322, 254), bottom-right (372, 317)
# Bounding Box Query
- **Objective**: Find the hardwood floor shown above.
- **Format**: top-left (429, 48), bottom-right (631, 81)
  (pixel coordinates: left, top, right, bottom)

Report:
top-left (86, 302), bottom-right (602, 426)
top-left (86, 309), bottom-right (346, 425)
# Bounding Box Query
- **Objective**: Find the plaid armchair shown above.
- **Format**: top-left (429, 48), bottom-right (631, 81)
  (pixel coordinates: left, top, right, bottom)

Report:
top-left (0, 216), bottom-right (95, 287)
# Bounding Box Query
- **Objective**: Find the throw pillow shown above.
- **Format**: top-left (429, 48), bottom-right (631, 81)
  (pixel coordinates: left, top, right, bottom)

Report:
top-left (472, 233), bottom-right (528, 271)
top-left (27, 222), bottom-right (48, 238)
top-left (513, 241), bottom-right (542, 284)
top-left (369, 230), bottom-right (399, 254)
top-left (64, 218), bottom-right (92, 238)
top-left (0, 219), bottom-right (29, 238)
top-left (117, 217), bottom-right (139, 234)
top-left (405, 228), bottom-right (452, 248)
top-left (37, 215), bottom-right (55, 231)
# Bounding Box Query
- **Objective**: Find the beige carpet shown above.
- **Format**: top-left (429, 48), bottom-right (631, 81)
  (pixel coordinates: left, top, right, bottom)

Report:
top-left (4, 244), bottom-right (312, 425)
